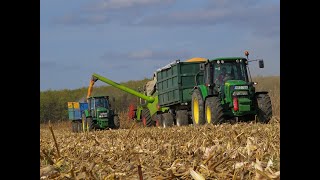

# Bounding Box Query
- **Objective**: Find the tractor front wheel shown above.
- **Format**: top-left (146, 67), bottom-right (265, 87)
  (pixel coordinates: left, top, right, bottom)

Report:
top-left (191, 89), bottom-right (205, 126)
top-left (205, 97), bottom-right (225, 124)
top-left (256, 94), bottom-right (273, 123)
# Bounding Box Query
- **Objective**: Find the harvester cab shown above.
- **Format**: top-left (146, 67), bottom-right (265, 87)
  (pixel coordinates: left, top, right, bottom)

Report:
top-left (191, 51), bottom-right (272, 125)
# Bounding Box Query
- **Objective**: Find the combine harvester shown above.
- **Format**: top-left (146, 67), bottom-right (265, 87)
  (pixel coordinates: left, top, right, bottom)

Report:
top-left (88, 51), bottom-right (272, 128)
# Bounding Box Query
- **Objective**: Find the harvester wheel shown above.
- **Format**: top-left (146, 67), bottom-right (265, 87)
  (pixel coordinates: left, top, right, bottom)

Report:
top-left (205, 97), bottom-right (225, 124)
top-left (256, 94), bottom-right (273, 123)
top-left (141, 109), bottom-right (153, 127)
top-left (86, 117), bottom-right (94, 132)
top-left (176, 110), bottom-right (189, 126)
top-left (162, 113), bottom-right (174, 128)
top-left (191, 89), bottom-right (205, 125)
top-left (71, 121), bottom-right (77, 132)
top-left (114, 116), bottom-right (120, 129)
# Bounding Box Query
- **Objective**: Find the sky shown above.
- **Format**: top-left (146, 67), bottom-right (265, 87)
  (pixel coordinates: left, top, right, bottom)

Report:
top-left (40, 0), bottom-right (280, 91)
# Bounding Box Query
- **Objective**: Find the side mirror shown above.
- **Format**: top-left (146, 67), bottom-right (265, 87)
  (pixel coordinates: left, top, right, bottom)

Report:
top-left (259, 60), bottom-right (264, 68)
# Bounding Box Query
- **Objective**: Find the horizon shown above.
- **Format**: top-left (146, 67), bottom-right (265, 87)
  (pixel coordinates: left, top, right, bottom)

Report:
top-left (40, 74), bottom-right (280, 92)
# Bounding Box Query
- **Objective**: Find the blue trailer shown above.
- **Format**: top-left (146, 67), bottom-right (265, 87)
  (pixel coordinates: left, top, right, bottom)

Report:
top-left (67, 102), bottom-right (88, 132)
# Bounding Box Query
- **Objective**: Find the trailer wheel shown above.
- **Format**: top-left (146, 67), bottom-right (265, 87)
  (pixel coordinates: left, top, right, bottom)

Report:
top-left (205, 97), bottom-right (225, 124)
top-left (176, 110), bottom-right (189, 126)
top-left (192, 89), bottom-right (205, 125)
top-left (114, 116), bottom-right (120, 129)
top-left (76, 121), bottom-right (82, 133)
top-left (71, 121), bottom-right (77, 132)
top-left (162, 113), bottom-right (174, 128)
top-left (256, 94), bottom-right (273, 123)
top-left (152, 114), bottom-right (163, 127)
top-left (141, 109), bottom-right (153, 127)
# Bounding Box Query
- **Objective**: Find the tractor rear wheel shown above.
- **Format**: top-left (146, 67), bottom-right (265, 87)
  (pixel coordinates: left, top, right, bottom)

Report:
top-left (82, 114), bottom-right (87, 132)
top-left (114, 116), bottom-right (120, 129)
top-left (205, 97), bottom-right (225, 124)
top-left (256, 94), bottom-right (273, 123)
top-left (86, 117), bottom-right (94, 132)
top-left (141, 108), bottom-right (153, 127)
top-left (176, 110), bottom-right (189, 126)
top-left (162, 113), bottom-right (174, 128)
top-left (191, 89), bottom-right (205, 126)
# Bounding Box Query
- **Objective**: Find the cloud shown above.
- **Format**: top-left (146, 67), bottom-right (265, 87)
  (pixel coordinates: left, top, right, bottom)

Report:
top-left (206, 0), bottom-right (262, 9)
top-left (53, 0), bottom-right (279, 38)
top-left (54, 0), bottom-right (175, 26)
top-left (55, 14), bottom-right (109, 25)
top-left (40, 60), bottom-right (82, 71)
top-left (132, 2), bottom-right (279, 37)
top-left (40, 61), bottom-right (57, 68)
top-left (86, 0), bottom-right (174, 11)
top-left (101, 49), bottom-right (192, 62)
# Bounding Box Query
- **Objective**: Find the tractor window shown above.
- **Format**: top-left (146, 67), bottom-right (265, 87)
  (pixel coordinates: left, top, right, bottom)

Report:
top-left (95, 98), bottom-right (109, 108)
top-left (213, 61), bottom-right (248, 85)
top-left (90, 99), bottom-right (95, 110)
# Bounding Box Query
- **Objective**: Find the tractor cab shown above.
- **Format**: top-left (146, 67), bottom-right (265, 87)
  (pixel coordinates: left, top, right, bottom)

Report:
top-left (88, 96), bottom-right (110, 109)
top-left (211, 57), bottom-right (249, 86)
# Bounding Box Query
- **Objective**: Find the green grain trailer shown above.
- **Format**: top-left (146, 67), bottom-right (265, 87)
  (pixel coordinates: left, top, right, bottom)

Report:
top-left (155, 60), bottom-right (205, 126)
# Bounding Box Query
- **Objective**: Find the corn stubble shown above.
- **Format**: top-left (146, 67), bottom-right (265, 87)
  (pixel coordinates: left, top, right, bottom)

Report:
top-left (40, 115), bottom-right (279, 180)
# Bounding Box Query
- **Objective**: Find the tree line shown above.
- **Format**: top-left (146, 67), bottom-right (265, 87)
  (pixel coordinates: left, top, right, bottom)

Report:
top-left (40, 78), bottom-right (150, 123)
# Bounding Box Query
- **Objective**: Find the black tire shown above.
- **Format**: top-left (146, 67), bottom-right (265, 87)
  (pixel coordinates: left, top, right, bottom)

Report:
top-left (256, 94), bottom-right (273, 123)
top-left (191, 89), bottom-right (205, 125)
top-left (176, 110), bottom-right (189, 126)
top-left (71, 121), bottom-right (77, 133)
top-left (141, 108), bottom-right (153, 127)
top-left (152, 114), bottom-right (163, 127)
top-left (205, 97), bottom-right (225, 124)
top-left (76, 121), bottom-right (82, 133)
top-left (113, 116), bottom-right (120, 129)
top-left (162, 113), bottom-right (174, 128)
top-left (86, 117), bottom-right (94, 132)
top-left (81, 114), bottom-right (87, 132)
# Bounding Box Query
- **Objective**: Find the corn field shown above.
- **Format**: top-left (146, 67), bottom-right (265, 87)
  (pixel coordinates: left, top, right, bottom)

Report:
top-left (40, 76), bottom-right (280, 179)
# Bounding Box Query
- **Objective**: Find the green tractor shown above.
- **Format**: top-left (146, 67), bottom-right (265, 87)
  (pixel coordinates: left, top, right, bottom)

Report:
top-left (191, 51), bottom-right (272, 125)
top-left (68, 95), bottom-right (120, 133)
top-left (82, 95), bottom-right (120, 131)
